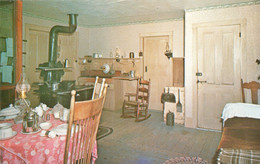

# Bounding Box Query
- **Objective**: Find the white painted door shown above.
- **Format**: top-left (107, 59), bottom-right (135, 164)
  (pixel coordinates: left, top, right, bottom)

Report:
top-left (143, 36), bottom-right (173, 110)
top-left (25, 26), bottom-right (49, 84)
top-left (197, 25), bottom-right (241, 130)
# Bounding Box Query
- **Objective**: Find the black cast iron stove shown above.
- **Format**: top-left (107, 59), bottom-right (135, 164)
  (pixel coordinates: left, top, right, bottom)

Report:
top-left (36, 14), bottom-right (93, 108)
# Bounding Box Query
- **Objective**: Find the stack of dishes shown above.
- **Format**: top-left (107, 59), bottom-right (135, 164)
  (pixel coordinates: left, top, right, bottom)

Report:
top-left (0, 123), bottom-right (17, 140)
top-left (0, 104), bottom-right (20, 121)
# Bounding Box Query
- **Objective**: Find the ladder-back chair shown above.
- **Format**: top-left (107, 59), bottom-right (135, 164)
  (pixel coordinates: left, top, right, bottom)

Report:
top-left (241, 79), bottom-right (260, 104)
top-left (92, 76), bottom-right (106, 100)
top-left (121, 78), bottom-right (151, 122)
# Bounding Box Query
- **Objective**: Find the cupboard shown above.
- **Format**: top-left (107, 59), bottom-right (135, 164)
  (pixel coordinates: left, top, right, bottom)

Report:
top-left (0, 0), bottom-right (22, 109)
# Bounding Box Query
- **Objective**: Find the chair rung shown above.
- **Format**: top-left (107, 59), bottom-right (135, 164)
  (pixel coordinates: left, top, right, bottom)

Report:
top-left (139, 88), bottom-right (148, 93)
top-left (138, 95), bottom-right (148, 101)
top-left (140, 80), bottom-right (150, 85)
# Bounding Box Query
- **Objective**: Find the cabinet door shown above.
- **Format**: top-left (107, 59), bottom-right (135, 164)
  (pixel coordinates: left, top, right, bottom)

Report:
top-left (0, 1), bottom-right (22, 109)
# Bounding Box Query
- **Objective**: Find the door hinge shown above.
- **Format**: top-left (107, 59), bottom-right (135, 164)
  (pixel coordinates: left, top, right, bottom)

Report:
top-left (145, 66), bottom-right (148, 72)
top-left (239, 32), bottom-right (241, 38)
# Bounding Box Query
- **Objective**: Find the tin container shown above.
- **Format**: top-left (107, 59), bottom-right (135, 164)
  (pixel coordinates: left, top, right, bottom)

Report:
top-left (64, 58), bottom-right (69, 68)
top-left (129, 52), bottom-right (134, 58)
top-left (166, 111), bottom-right (174, 126)
top-left (22, 110), bottom-right (40, 133)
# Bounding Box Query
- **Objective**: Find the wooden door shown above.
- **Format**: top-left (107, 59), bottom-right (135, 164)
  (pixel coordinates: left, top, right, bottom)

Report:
top-left (197, 25), bottom-right (241, 130)
top-left (143, 36), bottom-right (172, 110)
top-left (26, 27), bottom-right (49, 83)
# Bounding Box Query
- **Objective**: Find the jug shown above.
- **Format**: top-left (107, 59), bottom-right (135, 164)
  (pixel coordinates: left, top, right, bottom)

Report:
top-left (129, 70), bottom-right (135, 78)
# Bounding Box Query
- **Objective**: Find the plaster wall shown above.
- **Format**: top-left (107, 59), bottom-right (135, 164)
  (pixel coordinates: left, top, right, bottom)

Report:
top-left (22, 15), bottom-right (89, 58)
top-left (87, 20), bottom-right (184, 59)
top-left (185, 4), bottom-right (260, 128)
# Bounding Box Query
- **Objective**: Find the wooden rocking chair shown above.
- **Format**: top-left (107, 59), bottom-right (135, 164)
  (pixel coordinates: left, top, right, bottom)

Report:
top-left (121, 78), bottom-right (151, 122)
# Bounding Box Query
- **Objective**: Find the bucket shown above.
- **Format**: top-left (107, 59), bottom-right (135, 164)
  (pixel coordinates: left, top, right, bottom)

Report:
top-left (166, 111), bottom-right (174, 126)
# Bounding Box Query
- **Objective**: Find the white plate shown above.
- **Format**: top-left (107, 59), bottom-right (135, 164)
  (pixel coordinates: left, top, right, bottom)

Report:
top-left (21, 128), bottom-right (41, 134)
top-left (40, 122), bottom-right (52, 130)
top-left (59, 117), bottom-right (68, 122)
top-left (0, 131), bottom-right (17, 140)
top-left (51, 124), bottom-right (78, 136)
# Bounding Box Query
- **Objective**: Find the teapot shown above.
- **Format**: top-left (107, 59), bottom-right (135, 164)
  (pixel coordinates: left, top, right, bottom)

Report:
top-left (22, 109), bottom-right (39, 133)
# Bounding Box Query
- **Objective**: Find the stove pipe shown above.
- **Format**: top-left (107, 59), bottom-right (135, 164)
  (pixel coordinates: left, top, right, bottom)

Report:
top-left (48, 14), bottom-right (78, 67)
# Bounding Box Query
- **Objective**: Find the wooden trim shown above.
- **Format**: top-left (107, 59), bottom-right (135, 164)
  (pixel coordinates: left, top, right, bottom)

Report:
top-left (15, 0), bottom-right (22, 83)
top-left (0, 85), bottom-right (16, 90)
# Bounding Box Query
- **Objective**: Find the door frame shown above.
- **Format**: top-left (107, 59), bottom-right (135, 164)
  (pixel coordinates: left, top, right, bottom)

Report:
top-left (139, 32), bottom-right (173, 78)
top-left (192, 19), bottom-right (246, 128)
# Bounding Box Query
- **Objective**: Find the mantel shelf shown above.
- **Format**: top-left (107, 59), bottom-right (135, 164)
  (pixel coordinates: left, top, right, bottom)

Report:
top-left (36, 67), bottom-right (72, 71)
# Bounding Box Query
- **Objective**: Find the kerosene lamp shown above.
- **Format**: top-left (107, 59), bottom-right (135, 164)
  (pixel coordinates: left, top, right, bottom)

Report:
top-left (16, 73), bottom-right (39, 133)
top-left (15, 73), bottom-right (31, 110)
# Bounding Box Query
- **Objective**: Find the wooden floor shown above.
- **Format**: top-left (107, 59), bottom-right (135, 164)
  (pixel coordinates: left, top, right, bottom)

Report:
top-left (96, 109), bottom-right (221, 164)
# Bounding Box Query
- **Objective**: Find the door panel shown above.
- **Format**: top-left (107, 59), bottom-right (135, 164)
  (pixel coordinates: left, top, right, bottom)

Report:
top-left (197, 25), bottom-right (241, 130)
top-left (143, 36), bottom-right (172, 110)
top-left (26, 28), bottom-right (49, 84)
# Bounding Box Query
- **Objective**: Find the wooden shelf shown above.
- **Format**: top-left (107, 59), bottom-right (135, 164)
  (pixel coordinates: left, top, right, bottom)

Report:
top-left (78, 57), bottom-right (142, 65)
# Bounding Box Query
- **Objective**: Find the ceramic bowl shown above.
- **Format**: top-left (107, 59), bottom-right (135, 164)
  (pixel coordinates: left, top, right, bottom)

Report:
top-left (40, 122), bottom-right (52, 130)
top-left (0, 123), bottom-right (13, 138)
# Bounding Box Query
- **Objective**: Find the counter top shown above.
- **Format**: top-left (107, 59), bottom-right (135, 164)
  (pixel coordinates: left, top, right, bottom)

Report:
top-left (112, 76), bottom-right (138, 81)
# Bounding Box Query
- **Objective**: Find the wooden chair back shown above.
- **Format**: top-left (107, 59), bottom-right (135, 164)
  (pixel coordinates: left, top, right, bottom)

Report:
top-left (64, 84), bottom-right (108, 164)
top-left (241, 79), bottom-right (260, 104)
top-left (136, 78), bottom-right (151, 105)
top-left (92, 76), bottom-right (106, 100)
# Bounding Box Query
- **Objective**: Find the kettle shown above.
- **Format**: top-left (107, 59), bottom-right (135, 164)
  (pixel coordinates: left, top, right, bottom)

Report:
top-left (22, 110), bottom-right (39, 133)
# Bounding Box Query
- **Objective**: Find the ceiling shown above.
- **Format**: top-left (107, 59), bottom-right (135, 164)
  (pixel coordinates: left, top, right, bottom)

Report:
top-left (22, 0), bottom-right (257, 27)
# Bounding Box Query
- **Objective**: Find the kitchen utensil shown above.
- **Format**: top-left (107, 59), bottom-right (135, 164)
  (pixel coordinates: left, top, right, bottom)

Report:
top-left (161, 88), bottom-right (175, 103)
top-left (176, 89), bottom-right (182, 112)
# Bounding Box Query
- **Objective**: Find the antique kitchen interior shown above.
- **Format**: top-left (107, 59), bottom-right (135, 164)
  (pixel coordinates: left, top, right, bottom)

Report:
top-left (0, 0), bottom-right (260, 163)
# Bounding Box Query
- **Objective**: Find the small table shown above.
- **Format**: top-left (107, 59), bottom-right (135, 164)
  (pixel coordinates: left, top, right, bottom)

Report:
top-left (0, 115), bottom-right (97, 164)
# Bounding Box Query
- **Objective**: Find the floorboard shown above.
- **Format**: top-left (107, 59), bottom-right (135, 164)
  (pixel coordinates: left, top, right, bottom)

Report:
top-left (96, 109), bottom-right (221, 164)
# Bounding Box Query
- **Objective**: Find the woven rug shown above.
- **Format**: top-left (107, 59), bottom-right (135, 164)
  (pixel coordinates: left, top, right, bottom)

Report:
top-left (164, 157), bottom-right (208, 164)
top-left (96, 126), bottom-right (113, 140)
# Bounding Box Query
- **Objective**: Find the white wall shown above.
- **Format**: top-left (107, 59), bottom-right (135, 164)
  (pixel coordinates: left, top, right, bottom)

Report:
top-left (23, 15), bottom-right (89, 58)
top-left (185, 4), bottom-right (260, 128)
top-left (87, 20), bottom-right (184, 58)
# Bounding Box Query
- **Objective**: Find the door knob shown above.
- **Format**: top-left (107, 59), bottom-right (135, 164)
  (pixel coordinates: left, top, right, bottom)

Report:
top-left (197, 80), bottom-right (207, 83)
